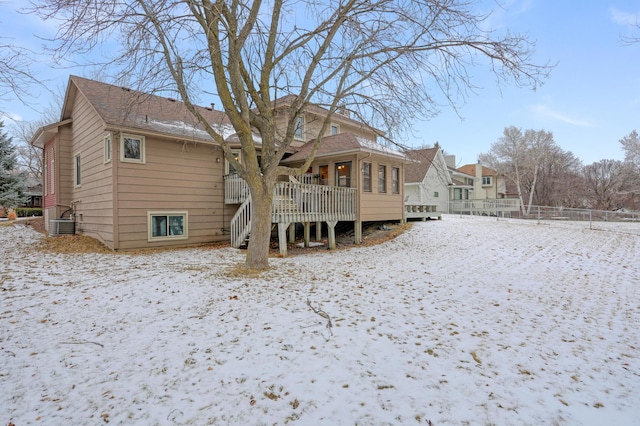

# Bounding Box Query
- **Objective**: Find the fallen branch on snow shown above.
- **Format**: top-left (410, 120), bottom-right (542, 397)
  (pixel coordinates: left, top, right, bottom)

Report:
top-left (306, 299), bottom-right (333, 340)
top-left (60, 340), bottom-right (104, 348)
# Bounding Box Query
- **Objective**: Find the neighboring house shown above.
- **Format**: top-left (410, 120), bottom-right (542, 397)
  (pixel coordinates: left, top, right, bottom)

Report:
top-left (450, 162), bottom-right (520, 215)
top-left (32, 76), bottom-right (408, 253)
top-left (456, 163), bottom-right (506, 199)
top-left (403, 145), bottom-right (451, 216)
top-left (16, 176), bottom-right (43, 209)
top-left (21, 182), bottom-right (43, 208)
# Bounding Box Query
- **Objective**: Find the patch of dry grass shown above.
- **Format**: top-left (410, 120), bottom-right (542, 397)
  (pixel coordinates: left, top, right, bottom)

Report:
top-left (18, 217), bottom-right (412, 258)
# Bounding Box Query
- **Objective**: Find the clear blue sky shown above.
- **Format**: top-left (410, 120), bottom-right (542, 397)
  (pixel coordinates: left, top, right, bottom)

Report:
top-left (1, 0), bottom-right (639, 165)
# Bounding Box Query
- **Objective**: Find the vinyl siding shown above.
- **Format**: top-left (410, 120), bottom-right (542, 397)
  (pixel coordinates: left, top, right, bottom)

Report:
top-left (296, 154), bottom-right (405, 223)
top-left (358, 157), bottom-right (404, 222)
top-left (275, 110), bottom-right (378, 147)
top-left (114, 135), bottom-right (230, 250)
top-left (66, 93), bottom-right (114, 247)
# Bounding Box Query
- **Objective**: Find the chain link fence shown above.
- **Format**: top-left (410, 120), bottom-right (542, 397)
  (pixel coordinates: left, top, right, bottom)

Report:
top-left (449, 200), bottom-right (640, 236)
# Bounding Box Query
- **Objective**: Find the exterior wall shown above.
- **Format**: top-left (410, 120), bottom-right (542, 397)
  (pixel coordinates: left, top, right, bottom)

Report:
top-left (43, 137), bottom-right (57, 232)
top-left (113, 134), bottom-right (231, 250)
top-left (275, 109), bottom-right (378, 147)
top-left (496, 176), bottom-right (507, 197)
top-left (65, 93), bottom-right (114, 247)
top-left (303, 153), bottom-right (404, 222)
top-left (471, 166), bottom-right (510, 199)
top-left (58, 124), bottom-right (74, 217)
top-left (404, 154), bottom-right (450, 213)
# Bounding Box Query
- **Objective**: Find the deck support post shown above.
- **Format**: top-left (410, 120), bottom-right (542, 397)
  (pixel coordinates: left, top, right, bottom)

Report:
top-left (278, 222), bottom-right (290, 257)
top-left (303, 222), bottom-right (311, 247)
top-left (315, 221), bottom-right (322, 241)
top-left (327, 221), bottom-right (338, 250)
top-left (288, 223), bottom-right (295, 243)
top-left (354, 220), bottom-right (362, 244)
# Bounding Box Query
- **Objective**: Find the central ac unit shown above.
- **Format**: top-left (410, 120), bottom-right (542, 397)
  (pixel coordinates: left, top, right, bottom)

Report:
top-left (49, 219), bottom-right (75, 236)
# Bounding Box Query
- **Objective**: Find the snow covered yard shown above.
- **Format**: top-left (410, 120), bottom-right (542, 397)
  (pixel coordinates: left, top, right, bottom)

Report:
top-left (1, 215), bottom-right (639, 425)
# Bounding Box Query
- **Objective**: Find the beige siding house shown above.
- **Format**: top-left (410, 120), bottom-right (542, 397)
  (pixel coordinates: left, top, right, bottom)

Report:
top-left (33, 76), bottom-right (408, 252)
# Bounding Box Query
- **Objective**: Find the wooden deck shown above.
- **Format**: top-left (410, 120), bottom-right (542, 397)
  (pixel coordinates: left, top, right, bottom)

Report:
top-left (227, 176), bottom-right (357, 255)
top-left (404, 203), bottom-right (441, 220)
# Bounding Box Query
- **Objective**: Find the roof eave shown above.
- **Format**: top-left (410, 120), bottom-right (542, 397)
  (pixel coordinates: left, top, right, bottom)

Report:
top-left (30, 119), bottom-right (73, 148)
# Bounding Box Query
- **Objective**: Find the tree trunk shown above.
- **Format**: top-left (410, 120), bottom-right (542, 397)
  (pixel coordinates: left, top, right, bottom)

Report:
top-left (244, 182), bottom-right (274, 270)
top-left (524, 167), bottom-right (539, 216)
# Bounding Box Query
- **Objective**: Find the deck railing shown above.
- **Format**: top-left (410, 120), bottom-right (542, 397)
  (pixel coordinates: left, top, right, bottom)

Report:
top-left (405, 203), bottom-right (441, 219)
top-left (272, 182), bottom-right (357, 223)
top-left (228, 179), bottom-right (357, 248)
top-left (449, 198), bottom-right (521, 215)
top-left (224, 173), bottom-right (250, 204)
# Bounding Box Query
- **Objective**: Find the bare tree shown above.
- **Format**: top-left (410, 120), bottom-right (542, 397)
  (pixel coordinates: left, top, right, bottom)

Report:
top-left (530, 143), bottom-right (583, 207)
top-left (10, 100), bottom-right (61, 180)
top-left (583, 159), bottom-right (634, 210)
top-left (480, 126), bottom-right (555, 215)
top-left (13, 120), bottom-right (46, 179)
top-left (30, 0), bottom-right (550, 270)
top-left (0, 41), bottom-right (35, 104)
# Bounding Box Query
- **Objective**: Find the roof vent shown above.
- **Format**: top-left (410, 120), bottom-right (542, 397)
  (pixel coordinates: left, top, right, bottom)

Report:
top-left (168, 98), bottom-right (177, 102)
top-left (49, 219), bottom-right (75, 236)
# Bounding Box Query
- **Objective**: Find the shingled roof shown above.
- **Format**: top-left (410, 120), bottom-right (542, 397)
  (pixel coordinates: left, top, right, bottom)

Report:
top-left (63, 75), bottom-right (234, 143)
top-left (281, 132), bottom-right (406, 163)
top-left (403, 147), bottom-right (439, 183)
top-left (457, 163), bottom-right (498, 177)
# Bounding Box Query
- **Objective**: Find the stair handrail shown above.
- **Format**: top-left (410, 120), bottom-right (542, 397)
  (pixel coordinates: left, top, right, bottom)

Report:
top-left (230, 193), bottom-right (252, 248)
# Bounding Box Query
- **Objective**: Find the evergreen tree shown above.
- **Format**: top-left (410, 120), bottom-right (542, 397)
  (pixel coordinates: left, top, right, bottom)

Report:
top-left (0, 120), bottom-right (28, 210)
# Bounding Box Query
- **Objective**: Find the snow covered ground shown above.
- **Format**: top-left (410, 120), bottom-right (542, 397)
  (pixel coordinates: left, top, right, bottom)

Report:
top-left (1, 215), bottom-right (640, 425)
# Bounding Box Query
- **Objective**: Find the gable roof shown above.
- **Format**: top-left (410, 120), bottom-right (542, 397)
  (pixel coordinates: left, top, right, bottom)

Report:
top-left (403, 147), bottom-right (439, 183)
top-left (281, 132), bottom-right (406, 163)
top-left (63, 75), bottom-right (234, 143)
top-left (457, 163), bottom-right (498, 177)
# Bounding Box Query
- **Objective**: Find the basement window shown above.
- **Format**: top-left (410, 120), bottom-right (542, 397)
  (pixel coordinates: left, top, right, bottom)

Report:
top-left (148, 211), bottom-right (188, 241)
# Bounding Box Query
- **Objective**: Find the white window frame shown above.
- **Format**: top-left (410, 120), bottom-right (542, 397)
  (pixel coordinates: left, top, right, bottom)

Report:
top-left (120, 133), bottom-right (146, 163)
top-left (104, 135), bottom-right (112, 163)
top-left (330, 124), bottom-right (339, 136)
top-left (73, 153), bottom-right (81, 187)
top-left (363, 162), bottom-right (372, 192)
top-left (391, 167), bottom-right (400, 194)
top-left (294, 116), bottom-right (304, 140)
top-left (225, 149), bottom-right (242, 175)
top-left (148, 211), bottom-right (188, 242)
top-left (482, 176), bottom-right (492, 186)
top-left (378, 164), bottom-right (387, 193)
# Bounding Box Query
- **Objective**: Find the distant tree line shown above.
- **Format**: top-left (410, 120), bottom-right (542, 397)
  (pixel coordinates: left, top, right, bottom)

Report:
top-left (480, 127), bottom-right (640, 214)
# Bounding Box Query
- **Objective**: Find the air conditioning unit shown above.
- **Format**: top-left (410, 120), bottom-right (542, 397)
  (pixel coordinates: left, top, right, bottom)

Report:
top-left (49, 219), bottom-right (75, 236)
